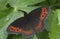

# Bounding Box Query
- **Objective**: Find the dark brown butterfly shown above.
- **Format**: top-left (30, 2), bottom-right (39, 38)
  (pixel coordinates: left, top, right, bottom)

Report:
top-left (7, 6), bottom-right (50, 38)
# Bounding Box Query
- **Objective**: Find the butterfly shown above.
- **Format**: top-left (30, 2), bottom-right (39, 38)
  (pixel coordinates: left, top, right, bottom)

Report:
top-left (7, 6), bottom-right (50, 38)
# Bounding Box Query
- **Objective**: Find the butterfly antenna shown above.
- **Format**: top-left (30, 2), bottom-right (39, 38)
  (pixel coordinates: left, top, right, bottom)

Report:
top-left (18, 10), bottom-right (27, 16)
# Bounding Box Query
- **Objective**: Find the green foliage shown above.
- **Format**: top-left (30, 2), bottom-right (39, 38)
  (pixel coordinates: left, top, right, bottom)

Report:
top-left (0, 0), bottom-right (60, 39)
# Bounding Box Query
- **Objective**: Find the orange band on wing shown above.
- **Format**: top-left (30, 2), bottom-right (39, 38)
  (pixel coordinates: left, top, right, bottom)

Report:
top-left (14, 28), bottom-right (22, 32)
top-left (23, 30), bottom-right (33, 35)
top-left (42, 7), bottom-right (47, 13)
top-left (35, 21), bottom-right (42, 31)
top-left (9, 26), bottom-right (22, 33)
top-left (40, 7), bottom-right (47, 21)
top-left (9, 26), bottom-right (16, 32)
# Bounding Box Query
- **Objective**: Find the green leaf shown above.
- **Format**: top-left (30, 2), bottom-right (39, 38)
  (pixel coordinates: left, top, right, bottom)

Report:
top-left (49, 10), bottom-right (60, 39)
top-left (0, 18), bottom-right (8, 39)
top-left (0, 7), bottom-right (13, 19)
top-left (56, 9), bottom-right (60, 27)
top-left (36, 29), bottom-right (49, 39)
top-left (9, 0), bottom-right (45, 12)
top-left (0, 28), bottom-right (8, 39)
top-left (0, 0), bottom-right (10, 10)
top-left (0, 0), bottom-right (14, 19)
top-left (9, 0), bottom-right (45, 7)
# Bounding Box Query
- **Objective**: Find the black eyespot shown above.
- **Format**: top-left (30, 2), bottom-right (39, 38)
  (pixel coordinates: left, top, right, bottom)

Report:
top-left (42, 15), bottom-right (44, 17)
